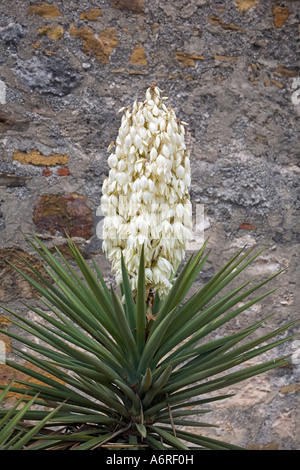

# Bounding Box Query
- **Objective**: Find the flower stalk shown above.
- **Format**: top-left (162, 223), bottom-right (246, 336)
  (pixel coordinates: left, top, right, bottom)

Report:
top-left (101, 85), bottom-right (192, 298)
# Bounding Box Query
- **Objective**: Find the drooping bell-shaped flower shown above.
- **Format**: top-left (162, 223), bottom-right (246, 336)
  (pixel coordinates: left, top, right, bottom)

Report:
top-left (101, 85), bottom-right (192, 297)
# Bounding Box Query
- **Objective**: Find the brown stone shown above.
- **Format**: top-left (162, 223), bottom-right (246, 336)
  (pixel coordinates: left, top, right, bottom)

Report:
top-left (42, 169), bottom-right (53, 177)
top-left (184, 75), bottom-right (194, 81)
top-left (0, 247), bottom-right (52, 302)
top-left (246, 442), bottom-right (280, 450)
top-left (280, 383), bottom-right (300, 394)
top-left (0, 109), bottom-right (29, 133)
top-left (99, 28), bottom-right (118, 60)
top-left (129, 45), bottom-right (148, 66)
top-left (79, 8), bottom-right (102, 20)
top-left (129, 70), bottom-right (148, 76)
top-left (28, 2), bottom-right (62, 18)
top-left (0, 172), bottom-right (32, 187)
top-left (0, 316), bottom-right (11, 326)
top-left (209, 15), bottom-right (246, 32)
top-left (214, 55), bottom-right (238, 61)
top-left (32, 41), bottom-right (42, 50)
top-left (57, 167), bottom-right (70, 176)
top-left (110, 0), bottom-right (145, 13)
top-left (175, 51), bottom-right (205, 67)
top-left (274, 65), bottom-right (298, 78)
top-left (13, 149), bottom-right (68, 166)
top-left (70, 25), bottom-right (118, 63)
top-left (112, 68), bottom-right (125, 73)
top-left (255, 134), bottom-right (268, 143)
top-left (38, 25), bottom-right (64, 40)
top-left (33, 193), bottom-right (94, 239)
top-left (271, 78), bottom-right (284, 89)
top-left (272, 6), bottom-right (290, 28)
top-left (239, 222), bottom-right (257, 230)
top-left (234, 0), bottom-right (259, 11)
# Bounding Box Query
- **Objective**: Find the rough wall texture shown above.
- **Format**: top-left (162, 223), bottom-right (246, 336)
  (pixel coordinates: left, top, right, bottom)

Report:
top-left (0, 0), bottom-right (299, 450)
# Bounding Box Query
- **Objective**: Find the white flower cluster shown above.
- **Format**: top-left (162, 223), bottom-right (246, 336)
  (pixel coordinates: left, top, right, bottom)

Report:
top-left (101, 85), bottom-right (192, 297)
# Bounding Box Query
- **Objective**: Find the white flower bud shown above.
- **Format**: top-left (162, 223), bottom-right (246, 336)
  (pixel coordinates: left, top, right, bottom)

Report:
top-left (117, 159), bottom-right (126, 171)
top-left (142, 190), bottom-right (152, 204)
top-left (159, 117), bottom-right (166, 131)
top-left (130, 126), bottom-right (136, 138)
top-left (107, 153), bottom-right (118, 168)
top-left (129, 145), bottom-right (136, 155)
top-left (154, 135), bottom-right (161, 148)
top-left (124, 134), bottom-right (132, 148)
top-left (152, 104), bottom-right (159, 116)
top-left (150, 147), bottom-right (157, 161)
top-left (134, 133), bottom-right (142, 148)
top-left (156, 154), bottom-right (166, 168)
top-left (140, 175), bottom-right (148, 189)
top-left (149, 121), bottom-right (157, 134)
top-left (116, 172), bottom-right (127, 186)
top-left (176, 165), bottom-right (185, 179)
top-left (161, 144), bottom-right (171, 158)
top-left (167, 122), bottom-right (173, 136)
top-left (115, 146), bottom-right (123, 159)
top-left (175, 203), bottom-right (184, 219)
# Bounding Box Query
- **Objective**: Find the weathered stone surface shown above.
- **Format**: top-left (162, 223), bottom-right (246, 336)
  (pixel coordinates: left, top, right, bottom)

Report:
top-left (110, 0), bottom-right (146, 13)
top-left (246, 442), bottom-right (280, 450)
top-left (272, 5), bottom-right (291, 28)
top-left (33, 193), bottom-right (93, 239)
top-left (57, 167), bottom-right (70, 176)
top-left (38, 25), bottom-right (64, 40)
top-left (79, 8), bottom-right (102, 21)
top-left (274, 65), bottom-right (298, 79)
top-left (42, 169), bottom-right (52, 177)
top-left (0, 172), bottom-right (31, 187)
top-left (0, 23), bottom-right (27, 51)
top-left (233, 0), bottom-right (259, 11)
top-left (174, 51), bottom-right (205, 67)
top-left (0, 80), bottom-right (6, 104)
top-left (13, 149), bottom-right (68, 166)
top-left (27, 2), bottom-right (62, 18)
top-left (0, 109), bottom-right (29, 133)
top-left (209, 14), bottom-right (246, 32)
top-left (14, 56), bottom-right (83, 97)
top-left (70, 25), bottom-right (118, 63)
top-left (0, 247), bottom-right (51, 302)
top-left (129, 44), bottom-right (148, 66)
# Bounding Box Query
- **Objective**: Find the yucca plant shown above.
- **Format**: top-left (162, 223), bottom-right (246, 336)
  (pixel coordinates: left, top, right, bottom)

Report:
top-left (0, 235), bottom-right (294, 450)
top-left (0, 381), bottom-right (60, 450)
top-left (0, 86), bottom-right (294, 450)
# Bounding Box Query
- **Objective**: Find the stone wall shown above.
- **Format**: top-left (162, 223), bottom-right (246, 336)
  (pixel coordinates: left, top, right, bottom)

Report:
top-left (0, 0), bottom-right (299, 450)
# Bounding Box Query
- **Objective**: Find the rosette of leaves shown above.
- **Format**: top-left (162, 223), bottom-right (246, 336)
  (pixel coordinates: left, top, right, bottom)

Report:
top-left (0, 235), bottom-right (294, 450)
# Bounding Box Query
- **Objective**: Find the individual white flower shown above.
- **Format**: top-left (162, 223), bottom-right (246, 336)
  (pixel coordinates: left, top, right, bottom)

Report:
top-left (107, 153), bottom-right (118, 168)
top-left (101, 85), bottom-right (192, 297)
